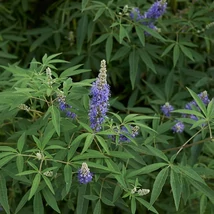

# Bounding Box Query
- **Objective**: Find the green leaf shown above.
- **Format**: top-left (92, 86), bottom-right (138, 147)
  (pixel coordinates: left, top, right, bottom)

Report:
top-left (129, 49), bottom-right (139, 89)
top-left (0, 51), bottom-right (17, 59)
top-left (42, 188), bottom-right (60, 213)
top-left (91, 34), bottom-right (109, 46)
top-left (177, 165), bottom-right (206, 185)
top-left (206, 98), bottom-right (214, 119)
top-left (41, 121), bottom-right (56, 149)
top-left (93, 200), bottom-right (101, 214)
top-left (0, 174), bottom-right (10, 214)
top-left (86, 161), bottom-right (120, 174)
top-left (30, 31), bottom-right (52, 52)
top-left (190, 179), bottom-right (214, 202)
top-left (135, 25), bottom-right (145, 46)
top-left (144, 81), bottom-right (165, 100)
top-left (145, 145), bottom-right (169, 162)
top-left (15, 190), bottom-right (30, 214)
top-left (32, 135), bottom-right (42, 149)
top-left (180, 45), bottom-right (194, 61)
top-left (173, 44), bottom-right (180, 67)
top-left (82, 0), bottom-right (89, 10)
top-left (173, 109), bottom-right (204, 118)
top-left (76, 185), bottom-right (88, 214)
top-left (170, 168), bottom-right (181, 211)
top-left (109, 151), bottom-right (134, 159)
top-left (60, 64), bottom-right (90, 78)
top-left (0, 155), bottom-right (16, 168)
top-left (164, 71), bottom-right (174, 100)
top-left (140, 25), bottom-right (166, 42)
top-left (105, 34), bottom-right (113, 63)
top-left (138, 49), bottom-right (156, 73)
top-left (33, 192), bottom-right (44, 214)
top-left (127, 163), bottom-right (168, 178)
top-left (96, 135), bottom-right (110, 154)
top-left (200, 194), bottom-right (207, 214)
top-left (136, 197), bottom-right (158, 214)
top-left (68, 133), bottom-right (89, 160)
top-left (28, 173), bottom-right (41, 200)
top-left (17, 170), bottom-right (37, 176)
top-left (101, 197), bottom-right (114, 206)
top-left (72, 150), bottom-right (107, 160)
top-left (93, 8), bottom-right (105, 21)
top-left (0, 146), bottom-right (17, 152)
top-left (16, 155), bottom-right (24, 173)
top-left (187, 88), bottom-right (207, 116)
top-left (131, 197), bottom-right (136, 214)
top-left (77, 14), bottom-right (88, 55)
top-left (161, 43), bottom-right (175, 57)
top-left (150, 167), bottom-right (169, 205)
top-left (42, 175), bottom-right (55, 195)
top-left (111, 46), bottom-right (131, 61)
top-left (81, 133), bottom-right (94, 154)
top-left (17, 132), bottom-right (26, 153)
top-left (64, 164), bottom-right (72, 194)
top-left (119, 24), bottom-right (127, 43)
top-left (50, 105), bottom-right (60, 136)
top-left (84, 195), bottom-right (99, 201)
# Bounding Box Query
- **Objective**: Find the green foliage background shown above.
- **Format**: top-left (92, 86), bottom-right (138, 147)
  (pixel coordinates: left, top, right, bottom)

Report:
top-left (0, 0), bottom-right (214, 213)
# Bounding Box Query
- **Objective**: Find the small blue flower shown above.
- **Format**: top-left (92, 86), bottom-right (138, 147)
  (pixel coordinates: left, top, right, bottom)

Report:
top-left (57, 93), bottom-right (76, 119)
top-left (161, 102), bottom-right (174, 117)
top-left (110, 125), bottom-right (139, 143)
top-left (172, 121), bottom-right (185, 133)
top-left (89, 60), bottom-right (110, 132)
top-left (78, 162), bottom-right (93, 184)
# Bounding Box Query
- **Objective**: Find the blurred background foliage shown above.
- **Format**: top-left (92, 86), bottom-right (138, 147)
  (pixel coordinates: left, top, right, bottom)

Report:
top-left (0, 0), bottom-right (214, 213)
top-left (0, 0), bottom-right (214, 108)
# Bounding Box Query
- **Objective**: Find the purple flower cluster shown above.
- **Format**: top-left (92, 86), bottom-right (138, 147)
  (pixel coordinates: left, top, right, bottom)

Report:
top-left (57, 94), bottom-right (76, 119)
top-left (183, 91), bottom-right (210, 121)
top-left (170, 91), bottom-right (210, 134)
top-left (110, 125), bottom-right (139, 143)
top-left (89, 60), bottom-right (110, 132)
top-left (161, 102), bottom-right (174, 117)
top-left (129, 0), bottom-right (167, 33)
top-left (144, 0), bottom-right (167, 19)
top-left (172, 121), bottom-right (185, 133)
top-left (78, 162), bottom-right (93, 184)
